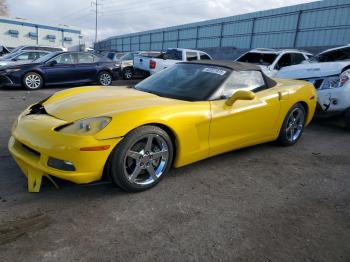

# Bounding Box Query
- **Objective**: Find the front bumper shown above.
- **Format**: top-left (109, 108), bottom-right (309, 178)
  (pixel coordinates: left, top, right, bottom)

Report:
top-left (8, 112), bottom-right (122, 192)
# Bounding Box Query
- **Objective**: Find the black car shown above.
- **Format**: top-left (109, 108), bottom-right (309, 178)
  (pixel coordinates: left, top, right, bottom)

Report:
top-left (0, 51), bottom-right (120, 90)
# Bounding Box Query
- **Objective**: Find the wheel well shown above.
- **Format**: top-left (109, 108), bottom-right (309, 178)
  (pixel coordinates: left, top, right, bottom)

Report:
top-left (144, 123), bottom-right (177, 165)
top-left (123, 66), bottom-right (133, 72)
top-left (299, 101), bottom-right (309, 122)
top-left (341, 66), bottom-right (350, 73)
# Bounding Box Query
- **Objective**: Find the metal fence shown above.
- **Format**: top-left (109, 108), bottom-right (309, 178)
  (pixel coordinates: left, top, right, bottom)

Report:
top-left (95, 0), bottom-right (350, 52)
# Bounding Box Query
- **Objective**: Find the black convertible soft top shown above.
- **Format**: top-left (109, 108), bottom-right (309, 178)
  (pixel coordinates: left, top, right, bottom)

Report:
top-left (182, 60), bottom-right (277, 88)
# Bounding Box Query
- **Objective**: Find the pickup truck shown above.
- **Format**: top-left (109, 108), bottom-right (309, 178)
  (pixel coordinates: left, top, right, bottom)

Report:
top-left (276, 44), bottom-right (350, 129)
top-left (133, 48), bottom-right (212, 75)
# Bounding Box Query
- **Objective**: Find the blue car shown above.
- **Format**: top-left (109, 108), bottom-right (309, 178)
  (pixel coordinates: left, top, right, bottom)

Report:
top-left (0, 51), bottom-right (120, 90)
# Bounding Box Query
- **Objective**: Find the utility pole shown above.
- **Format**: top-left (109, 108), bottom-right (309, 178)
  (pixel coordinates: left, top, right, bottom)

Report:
top-left (92, 0), bottom-right (102, 45)
top-left (95, 0), bottom-right (98, 43)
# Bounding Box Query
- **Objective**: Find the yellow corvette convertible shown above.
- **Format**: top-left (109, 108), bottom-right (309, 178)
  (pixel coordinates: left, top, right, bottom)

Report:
top-left (9, 61), bottom-right (317, 192)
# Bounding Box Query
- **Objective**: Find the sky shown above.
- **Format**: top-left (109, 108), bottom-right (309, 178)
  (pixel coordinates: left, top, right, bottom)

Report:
top-left (7, 0), bottom-right (316, 47)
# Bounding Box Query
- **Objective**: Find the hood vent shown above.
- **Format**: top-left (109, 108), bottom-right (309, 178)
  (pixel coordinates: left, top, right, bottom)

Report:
top-left (28, 103), bottom-right (48, 115)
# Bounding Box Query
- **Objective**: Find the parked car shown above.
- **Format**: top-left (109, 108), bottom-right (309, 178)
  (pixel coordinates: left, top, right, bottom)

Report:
top-left (0, 50), bottom-right (50, 67)
top-left (117, 51), bottom-right (161, 80)
top-left (105, 51), bottom-right (124, 61)
top-left (236, 48), bottom-right (313, 77)
top-left (133, 48), bottom-right (212, 76)
top-left (8, 60), bottom-right (316, 192)
top-left (0, 51), bottom-right (120, 90)
top-left (276, 45), bottom-right (350, 129)
top-left (10, 45), bottom-right (66, 54)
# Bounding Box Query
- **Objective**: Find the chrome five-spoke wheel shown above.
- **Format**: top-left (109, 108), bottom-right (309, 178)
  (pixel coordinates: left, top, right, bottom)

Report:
top-left (285, 107), bottom-right (305, 142)
top-left (278, 103), bottom-right (306, 146)
top-left (108, 125), bottom-right (173, 192)
top-left (124, 134), bottom-right (169, 185)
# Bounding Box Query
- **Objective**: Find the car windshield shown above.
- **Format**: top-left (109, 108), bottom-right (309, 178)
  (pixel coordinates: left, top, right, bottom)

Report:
top-left (33, 52), bottom-right (59, 63)
top-left (237, 52), bottom-right (278, 66)
top-left (135, 63), bottom-right (231, 101)
top-left (311, 47), bottom-right (350, 63)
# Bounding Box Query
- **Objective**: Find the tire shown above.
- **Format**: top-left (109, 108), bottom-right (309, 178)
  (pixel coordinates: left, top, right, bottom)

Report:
top-left (123, 67), bottom-right (133, 80)
top-left (345, 108), bottom-right (350, 130)
top-left (98, 71), bottom-right (113, 86)
top-left (23, 72), bottom-right (43, 90)
top-left (278, 103), bottom-right (306, 146)
top-left (108, 125), bottom-right (174, 192)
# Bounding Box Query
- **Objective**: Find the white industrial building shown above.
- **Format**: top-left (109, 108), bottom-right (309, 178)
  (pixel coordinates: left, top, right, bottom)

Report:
top-left (0, 16), bottom-right (82, 50)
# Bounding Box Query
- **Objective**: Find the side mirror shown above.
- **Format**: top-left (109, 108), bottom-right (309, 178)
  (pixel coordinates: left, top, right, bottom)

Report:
top-left (47, 60), bottom-right (57, 66)
top-left (225, 90), bottom-right (256, 106)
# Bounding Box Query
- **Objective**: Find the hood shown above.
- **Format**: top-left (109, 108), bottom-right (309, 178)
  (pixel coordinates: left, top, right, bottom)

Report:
top-left (1, 61), bottom-right (41, 70)
top-left (276, 61), bottom-right (350, 79)
top-left (44, 86), bottom-right (185, 122)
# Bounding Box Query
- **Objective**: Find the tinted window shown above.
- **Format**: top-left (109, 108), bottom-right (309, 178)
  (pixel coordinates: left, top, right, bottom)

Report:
top-left (186, 52), bottom-right (198, 61)
top-left (15, 52), bottom-right (32, 60)
top-left (291, 53), bottom-right (306, 65)
top-left (276, 54), bottom-right (292, 69)
top-left (135, 63), bottom-right (231, 101)
top-left (50, 53), bottom-right (75, 64)
top-left (37, 52), bottom-right (48, 58)
top-left (200, 53), bottom-right (211, 60)
top-left (221, 71), bottom-right (266, 98)
top-left (317, 47), bottom-right (350, 62)
top-left (163, 49), bottom-right (182, 60)
top-left (238, 52), bottom-right (278, 66)
top-left (78, 53), bottom-right (95, 63)
top-left (107, 52), bottom-right (115, 60)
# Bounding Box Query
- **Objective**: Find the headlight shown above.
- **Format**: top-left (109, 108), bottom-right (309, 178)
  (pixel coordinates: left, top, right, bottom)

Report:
top-left (57, 117), bottom-right (111, 135)
top-left (340, 69), bottom-right (350, 87)
top-left (319, 69), bottom-right (350, 90)
top-left (5, 68), bottom-right (21, 73)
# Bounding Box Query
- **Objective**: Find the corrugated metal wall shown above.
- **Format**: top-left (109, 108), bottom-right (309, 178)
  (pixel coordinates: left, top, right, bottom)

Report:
top-left (95, 0), bottom-right (350, 53)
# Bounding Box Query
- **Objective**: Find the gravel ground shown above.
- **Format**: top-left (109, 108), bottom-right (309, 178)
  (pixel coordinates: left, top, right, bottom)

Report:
top-left (0, 82), bottom-right (349, 262)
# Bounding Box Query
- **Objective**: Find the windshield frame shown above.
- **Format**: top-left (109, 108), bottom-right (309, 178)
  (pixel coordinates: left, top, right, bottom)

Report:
top-left (237, 52), bottom-right (278, 66)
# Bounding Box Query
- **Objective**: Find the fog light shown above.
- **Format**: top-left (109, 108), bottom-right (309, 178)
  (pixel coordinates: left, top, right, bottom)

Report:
top-left (47, 157), bottom-right (76, 171)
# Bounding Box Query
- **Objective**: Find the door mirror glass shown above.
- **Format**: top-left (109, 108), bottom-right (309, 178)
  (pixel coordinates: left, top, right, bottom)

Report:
top-left (225, 90), bottom-right (256, 106)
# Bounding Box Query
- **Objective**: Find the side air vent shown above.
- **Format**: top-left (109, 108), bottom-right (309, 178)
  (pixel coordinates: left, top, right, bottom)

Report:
top-left (28, 103), bottom-right (48, 115)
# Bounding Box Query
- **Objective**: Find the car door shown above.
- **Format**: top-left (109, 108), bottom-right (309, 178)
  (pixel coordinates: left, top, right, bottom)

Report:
top-left (76, 53), bottom-right (98, 82)
top-left (275, 53), bottom-right (293, 71)
top-left (209, 70), bottom-right (280, 156)
top-left (42, 53), bottom-right (77, 84)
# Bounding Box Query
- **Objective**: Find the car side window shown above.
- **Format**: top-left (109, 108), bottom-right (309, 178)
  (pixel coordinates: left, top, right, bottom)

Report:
top-left (220, 71), bottom-right (266, 99)
top-left (291, 53), bottom-right (306, 65)
top-left (186, 52), bottom-right (198, 61)
top-left (51, 54), bottom-right (75, 64)
top-left (37, 52), bottom-right (48, 58)
top-left (276, 54), bottom-right (292, 69)
top-left (200, 53), bottom-right (211, 60)
top-left (16, 52), bottom-right (32, 60)
top-left (78, 53), bottom-right (95, 63)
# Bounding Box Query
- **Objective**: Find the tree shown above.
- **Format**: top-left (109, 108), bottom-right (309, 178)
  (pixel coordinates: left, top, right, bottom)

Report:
top-left (0, 0), bottom-right (8, 17)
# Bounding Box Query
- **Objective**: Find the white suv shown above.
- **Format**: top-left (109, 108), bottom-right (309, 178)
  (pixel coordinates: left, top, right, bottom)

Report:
top-left (276, 45), bottom-right (350, 129)
top-left (236, 48), bottom-right (313, 77)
